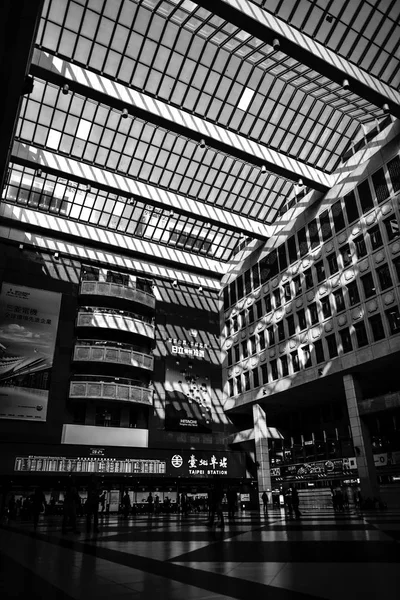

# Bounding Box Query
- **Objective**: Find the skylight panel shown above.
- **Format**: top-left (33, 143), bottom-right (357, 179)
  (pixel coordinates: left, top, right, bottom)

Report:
top-left (76, 119), bottom-right (91, 139)
top-left (47, 129), bottom-right (62, 150)
top-left (238, 88), bottom-right (255, 111)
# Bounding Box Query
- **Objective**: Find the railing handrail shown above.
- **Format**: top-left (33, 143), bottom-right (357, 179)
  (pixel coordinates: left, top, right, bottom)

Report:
top-left (76, 310), bottom-right (154, 328)
top-left (73, 343), bottom-right (152, 360)
top-left (79, 280), bottom-right (155, 304)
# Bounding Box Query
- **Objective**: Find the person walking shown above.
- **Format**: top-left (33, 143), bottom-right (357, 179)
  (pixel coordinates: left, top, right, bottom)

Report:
top-left (32, 487), bottom-right (46, 531)
top-left (86, 478), bottom-right (100, 533)
top-left (62, 482), bottom-right (80, 534)
top-left (291, 486), bottom-right (301, 519)
top-left (284, 487), bottom-right (293, 519)
top-left (261, 491), bottom-right (269, 515)
top-left (227, 487), bottom-right (237, 522)
top-left (147, 492), bottom-right (154, 515)
top-left (122, 491), bottom-right (131, 519)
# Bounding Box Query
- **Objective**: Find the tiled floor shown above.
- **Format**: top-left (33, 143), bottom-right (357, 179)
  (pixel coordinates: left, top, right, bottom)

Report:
top-left (1, 507), bottom-right (400, 599)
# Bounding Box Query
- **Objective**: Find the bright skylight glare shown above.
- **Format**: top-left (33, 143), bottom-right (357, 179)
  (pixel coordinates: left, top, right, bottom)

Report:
top-left (76, 119), bottom-right (91, 139)
top-left (238, 88), bottom-right (255, 111)
top-left (47, 129), bottom-right (61, 150)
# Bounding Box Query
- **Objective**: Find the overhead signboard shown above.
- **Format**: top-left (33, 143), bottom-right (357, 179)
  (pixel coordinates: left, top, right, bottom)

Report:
top-left (14, 450), bottom-right (246, 479)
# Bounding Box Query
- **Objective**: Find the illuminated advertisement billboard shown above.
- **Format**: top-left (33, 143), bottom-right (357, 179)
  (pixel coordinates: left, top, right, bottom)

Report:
top-left (0, 282), bottom-right (61, 421)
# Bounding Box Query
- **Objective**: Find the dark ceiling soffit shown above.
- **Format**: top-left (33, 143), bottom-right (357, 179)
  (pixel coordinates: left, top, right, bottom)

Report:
top-left (0, 213), bottom-right (224, 280)
top-left (10, 154), bottom-right (266, 240)
top-left (195, 0), bottom-right (400, 120)
top-left (29, 62), bottom-right (329, 193)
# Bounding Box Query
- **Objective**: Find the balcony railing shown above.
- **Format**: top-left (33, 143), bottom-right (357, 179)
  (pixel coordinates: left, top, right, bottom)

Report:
top-left (79, 281), bottom-right (155, 309)
top-left (69, 381), bottom-right (153, 406)
top-left (76, 311), bottom-right (155, 339)
top-left (73, 344), bottom-right (154, 371)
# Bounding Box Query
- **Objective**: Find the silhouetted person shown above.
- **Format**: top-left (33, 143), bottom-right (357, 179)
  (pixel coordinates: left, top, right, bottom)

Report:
top-left (147, 492), bottom-right (153, 515)
top-left (62, 483), bottom-right (80, 534)
top-left (32, 487), bottom-right (46, 531)
top-left (207, 481), bottom-right (224, 528)
top-left (261, 491), bottom-right (269, 514)
top-left (227, 488), bottom-right (237, 522)
top-left (291, 486), bottom-right (301, 519)
top-left (284, 487), bottom-right (293, 518)
top-left (86, 478), bottom-right (100, 533)
top-left (122, 491), bottom-right (131, 519)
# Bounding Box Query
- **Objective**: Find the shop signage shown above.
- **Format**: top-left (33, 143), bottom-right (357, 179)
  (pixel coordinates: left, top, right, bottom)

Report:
top-left (167, 337), bottom-right (208, 359)
top-left (373, 451), bottom-right (400, 467)
top-left (271, 457), bottom-right (357, 480)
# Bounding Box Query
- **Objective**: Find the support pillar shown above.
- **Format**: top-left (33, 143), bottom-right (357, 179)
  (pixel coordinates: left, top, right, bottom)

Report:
top-left (252, 404), bottom-right (272, 504)
top-left (343, 373), bottom-right (379, 500)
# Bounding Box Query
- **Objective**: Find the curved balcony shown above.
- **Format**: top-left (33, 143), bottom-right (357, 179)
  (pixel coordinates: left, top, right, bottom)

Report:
top-left (76, 310), bottom-right (154, 339)
top-left (69, 380), bottom-right (153, 406)
top-left (79, 281), bottom-right (155, 309)
top-left (73, 344), bottom-right (154, 371)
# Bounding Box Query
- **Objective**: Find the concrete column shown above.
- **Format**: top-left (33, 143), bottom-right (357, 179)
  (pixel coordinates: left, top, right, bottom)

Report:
top-left (343, 373), bottom-right (379, 500)
top-left (252, 404), bottom-right (272, 502)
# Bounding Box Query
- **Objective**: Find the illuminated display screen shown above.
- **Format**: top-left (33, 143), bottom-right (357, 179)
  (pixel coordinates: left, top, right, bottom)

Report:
top-left (14, 456), bottom-right (166, 475)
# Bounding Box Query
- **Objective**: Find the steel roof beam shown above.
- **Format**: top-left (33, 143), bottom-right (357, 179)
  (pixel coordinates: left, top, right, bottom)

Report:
top-left (0, 201), bottom-right (225, 278)
top-left (30, 50), bottom-right (332, 193)
top-left (11, 142), bottom-right (271, 239)
top-left (195, 0), bottom-right (400, 119)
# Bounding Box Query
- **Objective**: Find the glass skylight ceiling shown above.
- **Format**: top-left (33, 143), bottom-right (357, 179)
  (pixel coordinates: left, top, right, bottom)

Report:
top-left (6, 0), bottom-right (398, 264)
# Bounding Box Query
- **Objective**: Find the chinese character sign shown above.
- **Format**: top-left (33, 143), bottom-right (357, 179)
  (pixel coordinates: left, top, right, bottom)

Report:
top-left (166, 450), bottom-right (245, 478)
top-left (0, 283), bottom-right (62, 421)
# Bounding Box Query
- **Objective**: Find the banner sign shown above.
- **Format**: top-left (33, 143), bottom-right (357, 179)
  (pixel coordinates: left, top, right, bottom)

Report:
top-left (374, 451), bottom-right (400, 467)
top-left (271, 457), bottom-right (357, 480)
top-left (14, 450), bottom-right (246, 479)
top-left (0, 283), bottom-right (61, 421)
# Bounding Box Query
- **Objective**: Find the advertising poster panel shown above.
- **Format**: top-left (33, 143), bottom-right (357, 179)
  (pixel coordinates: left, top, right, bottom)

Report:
top-left (0, 282), bottom-right (61, 421)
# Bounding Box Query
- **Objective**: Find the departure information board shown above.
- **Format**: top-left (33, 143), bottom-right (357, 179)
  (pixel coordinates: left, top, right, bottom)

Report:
top-left (14, 456), bottom-right (166, 475)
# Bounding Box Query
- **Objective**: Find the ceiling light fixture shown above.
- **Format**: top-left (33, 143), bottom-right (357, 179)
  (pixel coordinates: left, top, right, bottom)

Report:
top-left (122, 108), bottom-right (129, 119)
top-left (172, 280), bottom-right (178, 287)
top-left (62, 84), bottom-right (69, 95)
top-left (383, 103), bottom-right (390, 114)
top-left (198, 286), bottom-right (203, 293)
top-left (86, 184), bottom-right (91, 193)
top-left (272, 38), bottom-right (280, 50)
top-left (199, 139), bottom-right (206, 149)
top-left (261, 165), bottom-right (267, 173)
top-left (36, 169), bottom-right (42, 177)
top-left (54, 252), bottom-right (59, 260)
top-left (342, 79), bottom-right (350, 89)
top-left (297, 178), bottom-right (304, 186)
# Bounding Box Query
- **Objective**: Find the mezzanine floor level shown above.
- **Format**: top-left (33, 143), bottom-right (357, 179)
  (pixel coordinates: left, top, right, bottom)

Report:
top-left (1, 508), bottom-right (399, 600)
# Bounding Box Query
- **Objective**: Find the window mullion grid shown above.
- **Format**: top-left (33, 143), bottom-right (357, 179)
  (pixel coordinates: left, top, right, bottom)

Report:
top-left (130, 6), bottom-right (158, 88)
top-left (121, 118), bottom-right (147, 174)
top-left (179, 139), bottom-right (203, 198)
top-left (248, 73), bottom-right (277, 142)
top-left (142, 126), bottom-right (167, 185)
top-left (84, 0), bottom-right (108, 71)
top-left (153, 19), bottom-right (189, 103)
top-left (212, 155), bottom-right (236, 207)
top-left (142, 9), bottom-right (171, 92)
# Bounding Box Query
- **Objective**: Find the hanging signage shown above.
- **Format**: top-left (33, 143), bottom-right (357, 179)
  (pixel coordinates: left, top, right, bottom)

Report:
top-left (271, 457), bottom-right (357, 480)
top-left (14, 450), bottom-right (246, 479)
top-left (166, 450), bottom-right (245, 478)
